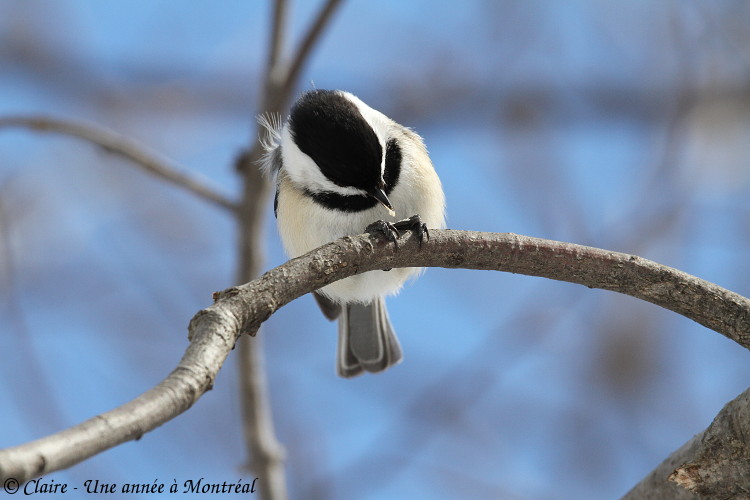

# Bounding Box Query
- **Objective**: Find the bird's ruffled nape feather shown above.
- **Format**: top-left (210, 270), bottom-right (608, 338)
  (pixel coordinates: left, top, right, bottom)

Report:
top-left (256, 112), bottom-right (284, 176)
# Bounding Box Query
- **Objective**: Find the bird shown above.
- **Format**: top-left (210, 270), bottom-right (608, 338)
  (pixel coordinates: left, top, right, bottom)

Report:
top-left (259, 89), bottom-right (445, 377)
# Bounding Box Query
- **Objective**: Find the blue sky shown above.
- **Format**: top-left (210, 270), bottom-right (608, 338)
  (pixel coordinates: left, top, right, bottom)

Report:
top-left (2, 2), bottom-right (750, 499)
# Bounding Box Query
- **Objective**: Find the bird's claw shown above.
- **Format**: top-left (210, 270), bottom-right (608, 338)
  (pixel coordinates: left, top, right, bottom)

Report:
top-left (393, 214), bottom-right (429, 248)
top-left (365, 219), bottom-right (401, 247)
top-left (365, 214), bottom-right (429, 250)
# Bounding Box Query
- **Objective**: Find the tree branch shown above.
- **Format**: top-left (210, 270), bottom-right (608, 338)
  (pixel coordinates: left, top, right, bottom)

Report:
top-left (278, 0), bottom-right (344, 109)
top-left (232, 3), bottom-right (344, 497)
top-left (623, 385), bottom-right (750, 499)
top-left (229, 3), bottom-right (292, 499)
top-left (233, 146), bottom-right (285, 500)
top-left (1, 229), bottom-right (748, 482)
top-left (267, 0), bottom-right (288, 77)
top-left (0, 115), bottom-right (238, 212)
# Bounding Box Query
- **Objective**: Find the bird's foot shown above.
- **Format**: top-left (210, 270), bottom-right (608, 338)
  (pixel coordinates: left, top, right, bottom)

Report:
top-left (392, 214), bottom-right (429, 248)
top-left (365, 214), bottom-right (429, 249)
top-left (365, 219), bottom-right (401, 247)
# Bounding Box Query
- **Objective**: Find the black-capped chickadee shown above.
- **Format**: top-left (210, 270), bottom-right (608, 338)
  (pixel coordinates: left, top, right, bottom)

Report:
top-left (259, 89), bottom-right (445, 377)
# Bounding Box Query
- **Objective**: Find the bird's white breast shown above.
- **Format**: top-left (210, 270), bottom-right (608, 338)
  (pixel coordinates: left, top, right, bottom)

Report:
top-left (276, 139), bottom-right (444, 304)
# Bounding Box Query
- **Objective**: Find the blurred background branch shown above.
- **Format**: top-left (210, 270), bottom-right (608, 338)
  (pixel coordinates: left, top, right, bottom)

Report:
top-left (0, 115), bottom-right (237, 211)
top-left (1, 2), bottom-right (749, 499)
top-left (233, 1), bottom-right (344, 499)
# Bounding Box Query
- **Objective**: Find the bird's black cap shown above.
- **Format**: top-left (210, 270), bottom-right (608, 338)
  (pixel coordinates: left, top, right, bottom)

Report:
top-left (289, 90), bottom-right (402, 213)
top-left (289, 90), bottom-right (382, 191)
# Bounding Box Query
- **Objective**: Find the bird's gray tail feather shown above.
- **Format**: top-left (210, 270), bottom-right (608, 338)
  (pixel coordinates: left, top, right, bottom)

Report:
top-left (337, 298), bottom-right (402, 378)
top-left (313, 291), bottom-right (342, 321)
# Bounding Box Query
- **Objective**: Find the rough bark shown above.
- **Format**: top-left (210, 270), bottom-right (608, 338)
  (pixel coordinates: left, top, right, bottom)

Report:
top-left (624, 387), bottom-right (750, 499)
top-left (1, 229), bottom-right (748, 485)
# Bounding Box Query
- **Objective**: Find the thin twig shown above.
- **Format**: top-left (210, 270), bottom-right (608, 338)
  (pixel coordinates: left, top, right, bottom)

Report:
top-left (0, 115), bottom-right (238, 212)
top-left (266, 0), bottom-right (288, 87)
top-left (237, 333), bottom-right (286, 499)
top-left (234, 148), bottom-right (284, 500)
top-left (232, 3), bottom-right (344, 498)
top-left (231, 3), bottom-right (291, 498)
top-left (1, 229), bottom-right (749, 482)
top-left (278, 0), bottom-right (344, 108)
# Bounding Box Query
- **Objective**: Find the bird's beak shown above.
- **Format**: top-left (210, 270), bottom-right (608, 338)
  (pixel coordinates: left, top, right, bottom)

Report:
top-left (368, 186), bottom-right (396, 217)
